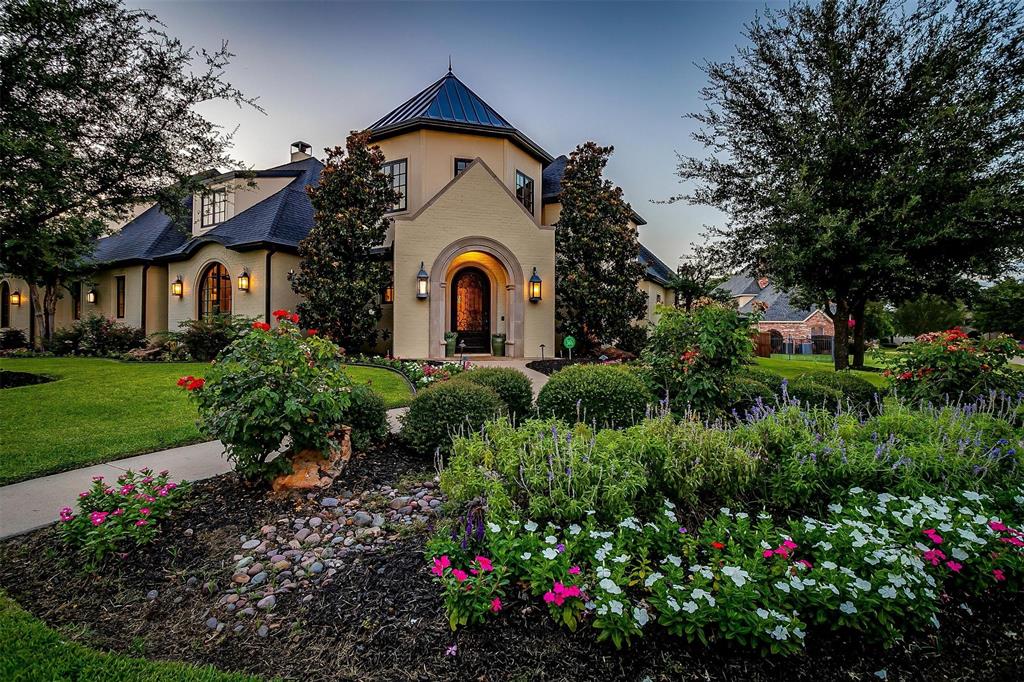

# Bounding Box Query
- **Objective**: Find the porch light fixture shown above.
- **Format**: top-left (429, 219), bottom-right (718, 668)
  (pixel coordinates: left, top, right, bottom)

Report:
top-left (528, 267), bottom-right (542, 303)
top-left (9, 290), bottom-right (21, 306)
top-left (237, 269), bottom-right (250, 292)
top-left (383, 283), bottom-right (394, 303)
top-left (170, 277), bottom-right (183, 297)
top-left (416, 262), bottom-right (429, 299)
top-left (86, 287), bottom-right (97, 304)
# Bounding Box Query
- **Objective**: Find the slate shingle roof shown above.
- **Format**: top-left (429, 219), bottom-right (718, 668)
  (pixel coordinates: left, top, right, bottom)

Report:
top-left (367, 71), bottom-right (552, 164)
top-left (719, 273), bottom-right (825, 322)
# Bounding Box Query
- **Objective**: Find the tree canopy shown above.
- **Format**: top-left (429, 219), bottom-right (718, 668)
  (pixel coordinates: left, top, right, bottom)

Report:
top-left (291, 131), bottom-right (400, 351)
top-left (972, 278), bottom-right (1024, 339)
top-left (675, 0), bottom-right (1024, 369)
top-left (893, 295), bottom-right (965, 338)
top-left (555, 142), bottom-right (647, 353)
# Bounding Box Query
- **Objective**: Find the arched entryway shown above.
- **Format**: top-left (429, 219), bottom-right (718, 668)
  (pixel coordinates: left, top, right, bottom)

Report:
top-left (450, 266), bottom-right (491, 352)
top-left (197, 262), bottom-right (232, 319)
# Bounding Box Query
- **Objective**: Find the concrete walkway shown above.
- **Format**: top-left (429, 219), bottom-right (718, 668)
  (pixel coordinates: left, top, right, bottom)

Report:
top-left (0, 360), bottom-right (547, 540)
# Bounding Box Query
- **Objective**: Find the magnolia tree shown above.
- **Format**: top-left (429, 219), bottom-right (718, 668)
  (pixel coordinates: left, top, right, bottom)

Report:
top-left (555, 142), bottom-right (646, 353)
top-left (291, 131), bottom-right (400, 351)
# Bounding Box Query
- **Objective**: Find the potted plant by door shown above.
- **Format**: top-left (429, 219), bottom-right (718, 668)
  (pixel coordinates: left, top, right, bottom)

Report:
top-left (444, 331), bottom-right (458, 357)
top-left (491, 333), bottom-right (506, 357)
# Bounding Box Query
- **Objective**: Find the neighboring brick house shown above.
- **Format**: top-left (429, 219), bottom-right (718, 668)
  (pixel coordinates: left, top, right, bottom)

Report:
top-left (719, 273), bottom-right (834, 351)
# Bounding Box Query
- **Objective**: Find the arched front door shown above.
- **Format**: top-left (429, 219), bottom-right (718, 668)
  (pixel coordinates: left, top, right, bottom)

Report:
top-left (450, 267), bottom-right (490, 353)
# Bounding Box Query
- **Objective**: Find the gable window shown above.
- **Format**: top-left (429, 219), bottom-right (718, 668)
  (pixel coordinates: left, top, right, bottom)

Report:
top-left (115, 276), bottom-right (126, 318)
top-left (454, 158), bottom-right (473, 176)
top-left (515, 170), bottom-right (534, 215)
top-left (201, 188), bottom-right (227, 227)
top-left (198, 263), bottom-right (232, 319)
top-left (382, 159), bottom-right (407, 212)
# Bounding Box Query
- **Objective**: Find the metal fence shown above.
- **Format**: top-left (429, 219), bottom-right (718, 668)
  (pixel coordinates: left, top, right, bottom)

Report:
top-left (755, 332), bottom-right (835, 359)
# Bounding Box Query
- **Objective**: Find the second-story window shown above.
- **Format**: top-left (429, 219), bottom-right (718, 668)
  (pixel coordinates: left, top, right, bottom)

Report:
top-left (515, 170), bottom-right (534, 215)
top-left (115, 276), bottom-right (126, 318)
top-left (454, 158), bottom-right (473, 176)
top-left (201, 188), bottom-right (227, 227)
top-left (382, 159), bottom-right (407, 212)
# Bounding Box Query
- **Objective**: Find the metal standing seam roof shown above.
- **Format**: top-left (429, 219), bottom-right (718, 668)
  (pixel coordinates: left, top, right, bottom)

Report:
top-left (638, 243), bottom-right (674, 286)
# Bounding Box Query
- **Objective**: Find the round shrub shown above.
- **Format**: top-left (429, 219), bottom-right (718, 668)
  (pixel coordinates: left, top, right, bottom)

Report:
top-left (341, 384), bottom-right (388, 452)
top-left (455, 367), bottom-right (534, 421)
top-left (799, 371), bottom-right (879, 407)
top-left (725, 376), bottom-right (775, 414)
top-left (536, 364), bottom-right (651, 428)
top-left (785, 377), bottom-right (843, 408)
top-left (401, 380), bottom-right (505, 455)
top-left (740, 366), bottom-right (786, 391)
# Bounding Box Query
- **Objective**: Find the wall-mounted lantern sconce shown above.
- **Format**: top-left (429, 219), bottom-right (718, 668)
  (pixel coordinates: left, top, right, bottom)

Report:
top-left (287, 269), bottom-right (296, 282)
top-left (237, 269), bottom-right (250, 292)
top-left (416, 262), bottom-right (429, 299)
top-left (383, 283), bottom-right (394, 303)
top-left (86, 288), bottom-right (97, 304)
top-left (528, 267), bottom-right (542, 303)
top-left (170, 277), bottom-right (183, 297)
top-left (9, 290), bottom-right (21, 306)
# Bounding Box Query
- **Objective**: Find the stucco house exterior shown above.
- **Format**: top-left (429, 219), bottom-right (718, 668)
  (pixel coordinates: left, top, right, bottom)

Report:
top-left (720, 273), bottom-right (835, 350)
top-left (1, 70), bottom-right (673, 358)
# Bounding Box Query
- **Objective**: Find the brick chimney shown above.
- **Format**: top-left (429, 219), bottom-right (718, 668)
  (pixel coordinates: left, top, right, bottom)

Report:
top-left (290, 140), bottom-right (312, 162)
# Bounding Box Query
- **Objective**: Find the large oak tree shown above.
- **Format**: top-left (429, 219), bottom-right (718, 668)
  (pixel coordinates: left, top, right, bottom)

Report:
top-left (674, 0), bottom-right (1024, 369)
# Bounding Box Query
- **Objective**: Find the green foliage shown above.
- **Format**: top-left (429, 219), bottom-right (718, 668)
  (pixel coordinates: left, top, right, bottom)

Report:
top-left (184, 314), bottom-right (352, 480)
top-left (862, 301), bottom-right (895, 341)
top-left (0, 328), bottom-right (27, 350)
top-left (172, 314), bottom-right (253, 361)
top-left (58, 468), bottom-right (185, 569)
top-left (401, 379), bottom-right (505, 455)
top-left (893, 295), bottom-right (965, 337)
top-left (886, 328), bottom-right (1023, 402)
top-left (798, 371), bottom-right (879, 407)
top-left (640, 302), bottom-right (756, 415)
top-left (972, 278), bottom-right (1024, 339)
top-left (429, 555), bottom-right (510, 631)
top-left (455, 367), bottom-right (534, 421)
top-left (536, 363), bottom-right (651, 428)
top-left (292, 131), bottom-right (401, 351)
top-left (554, 142), bottom-right (647, 352)
top-left (678, 0), bottom-right (1024, 371)
top-left (725, 375), bottom-right (775, 414)
top-left (49, 314), bottom-right (145, 357)
top-left (671, 242), bottom-right (730, 311)
top-left (341, 384), bottom-right (387, 452)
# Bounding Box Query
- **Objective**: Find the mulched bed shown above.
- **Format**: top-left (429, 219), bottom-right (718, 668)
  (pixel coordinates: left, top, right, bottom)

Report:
top-left (0, 369), bottom-right (55, 388)
top-left (1, 439), bottom-right (1022, 681)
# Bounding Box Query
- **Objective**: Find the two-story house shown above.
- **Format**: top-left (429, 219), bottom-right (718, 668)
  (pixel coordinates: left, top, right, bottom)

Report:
top-left (1, 70), bottom-right (674, 358)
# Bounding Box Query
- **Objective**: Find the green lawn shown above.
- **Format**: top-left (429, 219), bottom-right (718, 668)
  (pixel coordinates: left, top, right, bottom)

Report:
top-left (0, 591), bottom-right (258, 681)
top-left (754, 354), bottom-right (888, 387)
top-left (0, 357), bottom-right (412, 485)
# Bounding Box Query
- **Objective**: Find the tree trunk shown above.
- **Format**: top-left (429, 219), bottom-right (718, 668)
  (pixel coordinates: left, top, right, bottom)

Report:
top-left (833, 298), bottom-right (850, 370)
top-left (42, 281), bottom-right (59, 342)
top-left (28, 283), bottom-right (45, 351)
top-left (851, 299), bottom-right (867, 369)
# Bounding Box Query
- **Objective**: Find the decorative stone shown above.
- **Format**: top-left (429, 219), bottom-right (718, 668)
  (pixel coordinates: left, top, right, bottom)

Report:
top-left (206, 617), bottom-right (219, 630)
top-left (257, 595), bottom-right (277, 611)
top-left (353, 511), bottom-right (372, 527)
top-left (247, 562), bottom-right (264, 576)
top-left (241, 539), bottom-right (260, 550)
top-left (236, 557), bottom-right (254, 569)
top-left (305, 533), bottom-right (321, 545)
top-left (389, 496), bottom-right (411, 510)
top-left (257, 625), bottom-right (269, 638)
top-left (320, 497), bottom-right (339, 508)
top-left (308, 517), bottom-right (322, 528)
top-left (250, 571), bottom-right (268, 586)
top-left (232, 573), bottom-right (250, 585)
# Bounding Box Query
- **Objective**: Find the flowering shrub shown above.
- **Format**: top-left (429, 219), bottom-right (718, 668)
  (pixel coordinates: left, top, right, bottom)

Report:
top-left (428, 487), bottom-right (1024, 652)
top-left (344, 355), bottom-right (471, 387)
top-left (430, 554), bottom-right (509, 630)
top-left (885, 328), bottom-right (1023, 402)
top-left (59, 468), bottom-right (185, 568)
top-left (639, 302), bottom-right (757, 416)
top-left (180, 310), bottom-right (353, 479)
top-left (49, 314), bottom-right (146, 357)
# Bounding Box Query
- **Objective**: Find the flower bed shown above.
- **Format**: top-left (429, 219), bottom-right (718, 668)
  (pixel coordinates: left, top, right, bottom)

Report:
top-left (344, 354), bottom-right (472, 388)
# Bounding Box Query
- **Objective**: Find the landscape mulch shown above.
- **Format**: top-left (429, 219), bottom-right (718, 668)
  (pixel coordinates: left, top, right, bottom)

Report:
top-left (1, 439), bottom-right (1021, 682)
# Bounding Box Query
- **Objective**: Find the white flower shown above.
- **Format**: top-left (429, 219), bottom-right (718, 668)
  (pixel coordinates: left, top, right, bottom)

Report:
top-left (692, 589), bottom-right (716, 606)
top-left (585, 509), bottom-right (596, 516)
top-left (962, 491), bottom-right (983, 501)
top-left (793, 628), bottom-right (806, 641)
top-left (487, 522), bottom-right (501, 533)
top-left (839, 601), bottom-right (857, 614)
top-left (521, 552), bottom-right (532, 561)
top-left (664, 499), bottom-right (676, 509)
top-left (612, 554), bottom-right (629, 564)
top-left (524, 521), bottom-right (538, 532)
top-left (828, 503), bottom-right (843, 514)
top-left (822, 561), bottom-right (838, 570)
top-left (878, 585), bottom-right (897, 599)
top-left (596, 566), bottom-right (611, 578)
top-left (855, 578), bottom-right (872, 591)
top-left (756, 608), bottom-right (769, 619)
top-left (633, 606), bottom-right (650, 627)
top-left (720, 507), bottom-right (732, 516)
top-left (618, 517), bottom-right (641, 531)
top-left (608, 600), bottom-right (624, 615)
top-left (599, 578), bottom-right (622, 595)
top-left (666, 597), bottom-right (680, 612)
top-left (542, 548), bottom-right (558, 560)
top-left (568, 524), bottom-right (581, 536)
top-left (769, 625), bottom-right (789, 641)
top-left (775, 581), bottom-right (791, 593)
top-left (681, 600), bottom-right (698, 613)
top-left (850, 487), bottom-right (864, 494)
top-left (545, 535), bottom-right (557, 544)
top-left (722, 566), bottom-right (750, 587)
top-left (644, 572), bottom-right (663, 588)
top-left (665, 554), bottom-right (682, 567)
top-left (736, 512), bottom-right (749, 520)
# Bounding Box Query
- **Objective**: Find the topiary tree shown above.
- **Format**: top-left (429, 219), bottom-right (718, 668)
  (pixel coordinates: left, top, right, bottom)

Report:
top-left (554, 142), bottom-right (647, 354)
top-left (291, 130), bottom-right (400, 351)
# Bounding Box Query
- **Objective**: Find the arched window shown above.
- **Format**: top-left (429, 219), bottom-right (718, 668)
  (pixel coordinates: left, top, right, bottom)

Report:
top-left (198, 263), bottom-right (232, 319)
top-left (1, 281), bottom-right (9, 328)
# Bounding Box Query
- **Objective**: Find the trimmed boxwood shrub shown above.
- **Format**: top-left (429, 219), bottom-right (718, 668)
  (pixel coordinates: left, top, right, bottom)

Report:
top-left (786, 377), bottom-right (843, 408)
top-left (341, 384), bottom-right (388, 452)
top-left (401, 380), bottom-right (505, 455)
top-left (455, 367), bottom-right (534, 421)
top-left (799, 371), bottom-right (879, 407)
top-left (536, 364), bottom-right (651, 428)
top-left (740, 365), bottom-right (786, 391)
top-left (725, 376), bottom-right (775, 414)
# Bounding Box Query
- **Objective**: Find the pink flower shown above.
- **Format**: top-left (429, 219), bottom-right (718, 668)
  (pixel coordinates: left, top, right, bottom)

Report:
top-left (762, 549), bottom-right (774, 559)
top-left (992, 569), bottom-right (1006, 582)
top-left (782, 539), bottom-right (797, 550)
top-left (542, 591), bottom-right (556, 603)
top-left (923, 548), bottom-right (947, 566)
top-left (797, 559), bottom-right (813, 570)
top-left (923, 529), bottom-right (943, 544)
top-left (452, 569), bottom-right (468, 583)
top-left (139, 507), bottom-right (151, 516)
top-left (79, 491), bottom-right (89, 498)
top-left (490, 597), bottom-right (502, 613)
top-left (135, 520), bottom-right (148, 527)
top-left (568, 566), bottom-right (581, 575)
top-left (89, 511), bottom-right (109, 526)
top-left (141, 477), bottom-right (153, 484)
top-left (989, 520), bottom-right (1008, 532)
top-left (58, 507), bottom-right (74, 522)
top-left (431, 555), bottom-right (451, 577)
top-left (91, 476), bottom-right (104, 482)
top-left (946, 561), bottom-right (962, 573)
top-left (475, 556), bottom-right (493, 572)
top-left (120, 484), bottom-right (135, 495)
top-left (1000, 536), bottom-right (1024, 547)
top-left (112, 508), bottom-right (124, 516)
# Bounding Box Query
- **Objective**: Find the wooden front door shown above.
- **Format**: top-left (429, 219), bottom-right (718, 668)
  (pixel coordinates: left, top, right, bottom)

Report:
top-left (451, 267), bottom-right (490, 353)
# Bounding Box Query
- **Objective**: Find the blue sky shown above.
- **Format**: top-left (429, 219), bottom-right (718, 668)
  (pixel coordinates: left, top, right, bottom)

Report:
top-left (149, 0), bottom-right (782, 264)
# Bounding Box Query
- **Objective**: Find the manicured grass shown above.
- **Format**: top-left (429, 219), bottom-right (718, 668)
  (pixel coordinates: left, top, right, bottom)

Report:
top-left (754, 355), bottom-right (888, 387)
top-left (0, 590), bottom-right (258, 681)
top-left (0, 357), bottom-right (412, 484)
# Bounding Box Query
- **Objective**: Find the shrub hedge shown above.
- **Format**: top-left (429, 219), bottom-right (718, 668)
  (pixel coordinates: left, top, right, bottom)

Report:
top-left (342, 384), bottom-right (388, 452)
top-left (401, 379), bottom-right (505, 455)
top-left (536, 364), bottom-right (651, 428)
top-left (456, 367), bottom-right (534, 421)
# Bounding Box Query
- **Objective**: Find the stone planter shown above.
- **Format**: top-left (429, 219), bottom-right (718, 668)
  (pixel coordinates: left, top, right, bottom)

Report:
top-left (271, 426), bottom-right (352, 493)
